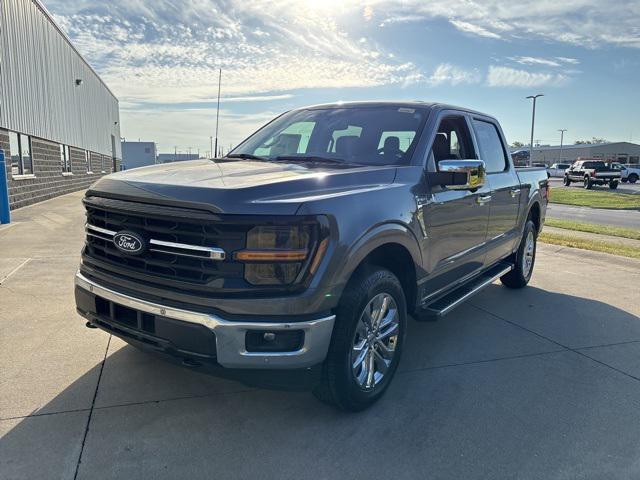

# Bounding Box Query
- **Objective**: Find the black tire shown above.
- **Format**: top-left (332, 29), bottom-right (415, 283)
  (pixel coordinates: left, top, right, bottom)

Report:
top-left (609, 181), bottom-right (618, 190)
top-left (584, 176), bottom-right (593, 189)
top-left (629, 174), bottom-right (638, 184)
top-left (313, 266), bottom-right (407, 411)
top-left (621, 178), bottom-right (628, 183)
top-left (500, 220), bottom-right (537, 289)
top-left (563, 175), bottom-right (571, 186)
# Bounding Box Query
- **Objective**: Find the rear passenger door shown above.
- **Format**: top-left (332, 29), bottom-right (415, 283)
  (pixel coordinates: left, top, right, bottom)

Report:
top-left (471, 118), bottom-right (521, 265)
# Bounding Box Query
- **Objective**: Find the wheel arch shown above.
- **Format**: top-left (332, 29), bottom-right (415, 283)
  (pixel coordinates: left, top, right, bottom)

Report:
top-left (335, 223), bottom-right (422, 314)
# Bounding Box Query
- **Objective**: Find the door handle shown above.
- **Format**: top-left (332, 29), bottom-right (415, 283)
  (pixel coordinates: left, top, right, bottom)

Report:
top-left (510, 188), bottom-right (521, 198)
top-left (477, 194), bottom-right (492, 205)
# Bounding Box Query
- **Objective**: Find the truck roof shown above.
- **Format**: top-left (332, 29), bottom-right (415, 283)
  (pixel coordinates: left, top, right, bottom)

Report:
top-left (300, 100), bottom-right (495, 119)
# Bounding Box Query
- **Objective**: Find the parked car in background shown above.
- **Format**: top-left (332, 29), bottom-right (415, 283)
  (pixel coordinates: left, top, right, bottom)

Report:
top-left (564, 160), bottom-right (621, 189)
top-left (75, 101), bottom-right (549, 411)
top-left (611, 163), bottom-right (640, 183)
top-left (547, 163), bottom-right (571, 178)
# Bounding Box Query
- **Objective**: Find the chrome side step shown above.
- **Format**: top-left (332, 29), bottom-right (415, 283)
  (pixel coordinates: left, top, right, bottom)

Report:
top-left (417, 262), bottom-right (514, 320)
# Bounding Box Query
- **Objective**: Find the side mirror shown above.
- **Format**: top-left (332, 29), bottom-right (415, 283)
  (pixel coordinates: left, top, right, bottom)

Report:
top-left (428, 159), bottom-right (486, 190)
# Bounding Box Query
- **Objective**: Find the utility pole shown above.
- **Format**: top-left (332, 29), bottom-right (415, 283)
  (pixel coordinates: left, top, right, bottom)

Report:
top-left (526, 94), bottom-right (544, 167)
top-left (558, 129), bottom-right (567, 163)
top-left (174, 146), bottom-right (177, 162)
top-left (214, 68), bottom-right (222, 159)
top-left (210, 136), bottom-right (213, 159)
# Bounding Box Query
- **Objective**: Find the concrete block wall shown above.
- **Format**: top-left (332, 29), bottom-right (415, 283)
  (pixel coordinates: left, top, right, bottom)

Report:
top-left (0, 129), bottom-right (118, 210)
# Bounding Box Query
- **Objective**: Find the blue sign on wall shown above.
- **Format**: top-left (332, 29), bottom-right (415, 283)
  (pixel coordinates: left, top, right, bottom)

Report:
top-left (0, 149), bottom-right (11, 224)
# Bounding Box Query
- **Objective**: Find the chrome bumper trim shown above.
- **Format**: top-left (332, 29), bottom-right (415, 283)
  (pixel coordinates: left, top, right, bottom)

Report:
top-left (75, 272), bottom-right (335, 369)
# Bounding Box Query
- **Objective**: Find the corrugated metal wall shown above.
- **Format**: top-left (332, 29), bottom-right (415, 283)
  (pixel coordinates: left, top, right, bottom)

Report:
top-left (0, 0), bottom-right (120, 158)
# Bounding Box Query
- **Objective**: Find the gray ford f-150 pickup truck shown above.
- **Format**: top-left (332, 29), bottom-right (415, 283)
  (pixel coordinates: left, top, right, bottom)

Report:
top-left (75, 102), bottom-right (548, 411)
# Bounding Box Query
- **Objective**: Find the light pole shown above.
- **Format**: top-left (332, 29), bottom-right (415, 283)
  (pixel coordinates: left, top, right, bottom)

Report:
top-left (558, 129), bottom-right (567, 163)
top-left (526, 94), bottom-right (544, 166)
top-left (214, 68), bottom-right (222, 158)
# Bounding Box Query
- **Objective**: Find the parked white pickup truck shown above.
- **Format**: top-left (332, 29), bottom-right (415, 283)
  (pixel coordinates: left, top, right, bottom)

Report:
top-left (611, 163), bottom-right (640, 184)
top-left (547, 163), bottom-right (571, 178)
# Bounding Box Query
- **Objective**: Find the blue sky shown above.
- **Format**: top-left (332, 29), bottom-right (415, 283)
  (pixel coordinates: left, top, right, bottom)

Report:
top-left (47, 0), bottom-right (640, 155)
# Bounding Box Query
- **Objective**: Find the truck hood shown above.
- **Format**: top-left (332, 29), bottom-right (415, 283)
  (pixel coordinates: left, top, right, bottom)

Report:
top-left (88, 159), bottom-right (398, 215)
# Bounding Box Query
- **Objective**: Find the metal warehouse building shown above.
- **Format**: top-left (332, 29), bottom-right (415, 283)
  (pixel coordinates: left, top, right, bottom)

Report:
top-left (531, 142), bottom-right (640, 166)
top-left (0, 0), bottom-right (120, 210)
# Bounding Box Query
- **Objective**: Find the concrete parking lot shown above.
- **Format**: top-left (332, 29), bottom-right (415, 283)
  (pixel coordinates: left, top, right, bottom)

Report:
top-left (2, 191), bottom-right (640, 480)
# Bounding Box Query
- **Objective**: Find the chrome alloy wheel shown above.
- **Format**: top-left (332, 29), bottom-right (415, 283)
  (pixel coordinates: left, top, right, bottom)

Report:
top-left (350, 293), bottom-right (399, 390)
top-left (523, 230), bottom-right (535, 277)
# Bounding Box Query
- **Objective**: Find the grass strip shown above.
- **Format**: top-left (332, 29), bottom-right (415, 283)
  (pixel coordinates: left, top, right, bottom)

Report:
top-left (550, 188), bottom-right (640, 209)
top-left (545, 218), bottom-right (640, 240)
top-left (539, 232), bottom-right (640, 259)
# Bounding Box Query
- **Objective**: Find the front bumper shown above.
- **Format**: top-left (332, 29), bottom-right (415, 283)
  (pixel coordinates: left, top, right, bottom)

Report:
top-left (75, 272), bottom-right (335, 369)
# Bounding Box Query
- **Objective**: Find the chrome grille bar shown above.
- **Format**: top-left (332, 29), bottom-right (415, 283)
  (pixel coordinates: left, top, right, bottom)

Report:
top-left (85, 224), bottom-right (226, 261)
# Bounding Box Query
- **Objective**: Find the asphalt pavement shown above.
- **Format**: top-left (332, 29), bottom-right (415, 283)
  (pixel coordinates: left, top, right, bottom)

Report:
top-left (2, 191), bottom-right (640, 480)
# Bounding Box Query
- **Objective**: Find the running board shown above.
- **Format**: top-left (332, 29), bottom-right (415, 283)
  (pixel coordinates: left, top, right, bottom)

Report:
top-left (416, 262), bottom-right (514, 320)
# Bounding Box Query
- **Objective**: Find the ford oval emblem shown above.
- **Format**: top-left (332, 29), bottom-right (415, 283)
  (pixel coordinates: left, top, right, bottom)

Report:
top-left (113, 231), bottom-right (145, 255)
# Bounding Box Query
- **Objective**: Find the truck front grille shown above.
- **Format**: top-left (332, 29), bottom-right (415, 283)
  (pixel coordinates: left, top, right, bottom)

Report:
top-left (82, 197), bottom-right (248, 291)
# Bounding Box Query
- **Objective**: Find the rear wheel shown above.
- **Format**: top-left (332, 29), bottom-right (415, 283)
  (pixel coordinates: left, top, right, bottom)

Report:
top-left (609, 181), bottom-right (619, 190)
top-left (629, 174), bottom-right (638, 184)
top-left (584, 176), bottom-right (593, 189)
top-left (563, 175), bottom-right (571, 186)
top-left (501, 220), bottom-right (537, 289)
top-left (314, 267), bottom-right (406, 411)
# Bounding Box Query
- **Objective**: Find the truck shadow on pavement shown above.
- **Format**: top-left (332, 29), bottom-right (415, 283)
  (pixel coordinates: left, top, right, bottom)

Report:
top-left (3, 286), bottom-right (640, 480)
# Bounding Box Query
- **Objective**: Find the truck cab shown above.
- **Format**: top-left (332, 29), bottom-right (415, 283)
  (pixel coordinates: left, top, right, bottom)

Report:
top-left (75, 102), bottom-right (548, 411)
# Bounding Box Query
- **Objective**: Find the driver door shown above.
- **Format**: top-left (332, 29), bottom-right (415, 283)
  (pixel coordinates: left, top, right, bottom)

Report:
top-left (419, 114), bottom-right (490, 297)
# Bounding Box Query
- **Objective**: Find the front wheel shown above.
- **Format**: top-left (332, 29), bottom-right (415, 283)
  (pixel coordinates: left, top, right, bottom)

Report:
top-left (629, 174), bottom-right (638, 184)
top-left (563, 175), bottom-right (571, 186)
top-left (584, 176), bottom-right (593, 189)
top-left (314, 267), bottom-right (406, 411)
top-left (501, 220), bottom-right (537, 289)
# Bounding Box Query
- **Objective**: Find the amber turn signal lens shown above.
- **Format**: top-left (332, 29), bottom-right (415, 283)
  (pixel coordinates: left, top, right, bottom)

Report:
top-left (309, 238), bottom-right (329, 274)
top-left (234, 249), bottom-right (308, 262)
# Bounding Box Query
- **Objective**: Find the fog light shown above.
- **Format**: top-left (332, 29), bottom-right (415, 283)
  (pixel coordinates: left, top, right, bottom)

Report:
top-left (245, 330), bottom-right (304, 352)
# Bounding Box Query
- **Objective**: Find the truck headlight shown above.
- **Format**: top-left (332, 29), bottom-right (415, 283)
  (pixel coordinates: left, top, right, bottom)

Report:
top-left (234, 225), bottom-right (313, 285)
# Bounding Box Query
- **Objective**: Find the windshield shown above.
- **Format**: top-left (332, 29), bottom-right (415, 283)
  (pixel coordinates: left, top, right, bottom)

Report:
top-left (230, 106), bottom-right (428, 166)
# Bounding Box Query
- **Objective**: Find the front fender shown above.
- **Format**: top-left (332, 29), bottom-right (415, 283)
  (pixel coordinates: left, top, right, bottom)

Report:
top-left (331, 221), bottom-right (422, 291)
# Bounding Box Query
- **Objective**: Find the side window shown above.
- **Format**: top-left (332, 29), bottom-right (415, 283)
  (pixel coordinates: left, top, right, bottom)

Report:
top-left (431, 116), bottom-right (476, 165)
top-left (472, 120), bottom-right (508, 173)
top-left (9, 131), bottom-right (34, 176)
top-left (254, 121), bottom-right (315, 157)
top-left (9, 131), bottom-right (20, 176)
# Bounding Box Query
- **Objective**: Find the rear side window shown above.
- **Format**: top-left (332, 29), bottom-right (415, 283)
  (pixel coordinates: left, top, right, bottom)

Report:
top-left (472, 120), bottom-right (508, 173)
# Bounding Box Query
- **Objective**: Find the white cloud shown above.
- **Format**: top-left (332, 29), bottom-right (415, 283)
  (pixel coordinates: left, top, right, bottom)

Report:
top-left (428, 64), bottom-right (482, 86)
top-left (487, 66), bottom-right (569, 88)
top-left (49, 2), bottom-right (425, 106)
top-left (556, 57), bottom-right (580, 65)
top-left (449, 20), bottom-right (501, 39)
top-left (510, 56), bottom-right (581, 67)
top-left (510, 56), bottom-right (561, 67)
top-left (369, 0), bottom-right (640, 49)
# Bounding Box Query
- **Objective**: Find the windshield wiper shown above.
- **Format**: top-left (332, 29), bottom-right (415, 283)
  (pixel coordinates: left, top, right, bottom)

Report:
top-left (274, 155), bottom-right (362, 166)
top-left (224, 153), bottom-right (269, 161)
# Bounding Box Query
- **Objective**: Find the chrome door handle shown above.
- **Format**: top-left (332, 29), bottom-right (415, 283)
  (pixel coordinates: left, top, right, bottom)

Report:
top-left (510, 188), bottom-right (521, 198)
top-left (477, 194), bottom-right (492, 205)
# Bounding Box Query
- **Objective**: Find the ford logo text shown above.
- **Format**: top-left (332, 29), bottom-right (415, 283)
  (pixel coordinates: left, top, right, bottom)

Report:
top-left (113, 232), bottom-right (145, 255)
